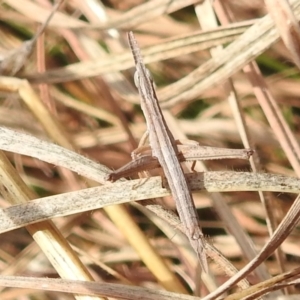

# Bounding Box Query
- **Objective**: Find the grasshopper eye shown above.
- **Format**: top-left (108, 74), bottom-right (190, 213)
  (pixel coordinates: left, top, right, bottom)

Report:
top-left (133, 67), bottom-right (153, 89)
top-left (134, 71), bottom-right (139, 88)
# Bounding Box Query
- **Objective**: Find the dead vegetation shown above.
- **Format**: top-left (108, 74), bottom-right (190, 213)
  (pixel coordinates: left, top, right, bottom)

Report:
top-left (0, 0), bottom-right (299, 299)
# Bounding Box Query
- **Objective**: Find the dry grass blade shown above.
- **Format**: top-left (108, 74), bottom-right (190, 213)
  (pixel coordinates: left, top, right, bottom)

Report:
top-left (3, 0), bottom-right (88, 28)
top-left (0, 0), bottom-right (64, 76)
top-left (158, 0), bottom-right (300, 107)
top-left (0, 151), bottom-right (102, 300)
top-left (85, 0), bottom-right (204, 30)
top-left (0, 275), bottom-right (199, 300)
top-left (0, 170), bottom-right (299, 235)
top-left (223, 267), bottom-right (300, 300)
top-left (202, 193), bottom-right (300, 300)
top-left (0, 126), bottom-right (110, 182)
top-left (266, 0), bottom-right (300, 70)
top-left (25, 23), bottom-right (251, 84)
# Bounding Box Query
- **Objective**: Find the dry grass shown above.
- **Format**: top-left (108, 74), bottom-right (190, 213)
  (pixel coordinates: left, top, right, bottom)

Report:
top-left (0, 0), bottom-right (300, 299)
